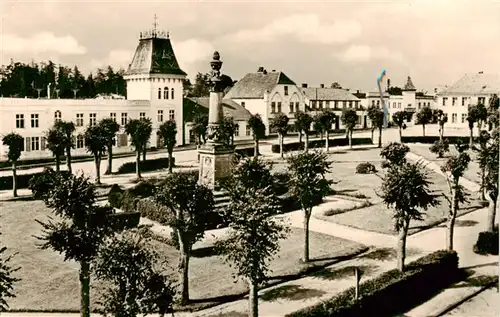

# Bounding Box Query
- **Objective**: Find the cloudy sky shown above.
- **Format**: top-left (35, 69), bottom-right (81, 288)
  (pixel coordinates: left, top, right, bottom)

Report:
top-left (1, 0), bottom-right (499, 92)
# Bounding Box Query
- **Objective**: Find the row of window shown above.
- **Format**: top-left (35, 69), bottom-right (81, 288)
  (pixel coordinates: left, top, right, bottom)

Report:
top-left (442, 96), bottom-right (487, 106)
top-left (447, 113), bottom-right (468, 124)
top-left (312, 100), bottom-right (359, 110)
top-left (158, 87), bottom-right (175, 100)
top-left (15, 110), bottom-right (176, 129)
top-left (417, 102), bottom-right (432, 109)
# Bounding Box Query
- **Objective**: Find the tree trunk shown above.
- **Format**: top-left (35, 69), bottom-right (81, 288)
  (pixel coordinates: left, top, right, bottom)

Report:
top-left (305, 133), bottom-right (309, 152)
top-left (248, 278), bottom-right (259, 317)
top-left (105, 145), bottom-right (113, 175)
top-left (168, 151), bottom-right (174, 173)
top-left (422, 124), bottom-right (426, 137)
top-left (178, 237), bottom-right (190, 305)
top-left (349, 130), bottom-right (353, 149)
top-left (486, 192), bottom-right (497, 232)
top-left (66, 147), bottom-right (72, 173)
top-left (303, 212), bottom-right (311, 262)
top-left (136, 150), bottom-right (141, 179)
top-left (254, 139), bottom-right (259, 159)
top-left (371, 128), bottom-right (374, 142)
top-left (12, 161), bottom-right (17, 198)
top-left (440, 124), bottom-right (444, 141)
top-left (469, 128), bottom-right (474, 148)
top-left (447, 186), bottom-right (458, 250)
top-left (298, 132), bottom-right (303, 148)
top-left (55, 155), bottom-right (60, 172)
top-left (480, 168), bottom-right (486, 201)
top-left (279, 134), bottom-right (284, 159)
top-left (399, 126), bottom-right (403, 143)
top-left (378, 127), bottom-right (382, 148)
top-left (397, 219), bottom-right (410, 272)
top-left (325, 130), bottom-right (330, 152)
top-left (94, 156), bottom-right (101, 184)
top-left (79, 260), bottom-right (90, 317)
top-left (142, 148), bottom-right (147, 162)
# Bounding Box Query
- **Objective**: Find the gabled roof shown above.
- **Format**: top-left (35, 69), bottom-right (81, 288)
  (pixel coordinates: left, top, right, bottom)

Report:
top-left (301, 87), bottom-right (360, 101)
top-left (183, 97), bottom-right (252, 122)
top-left (224, 71), bottom-right (295, 99)
top-left (439, 72), bottom-right (500, 96)
top-left (125, 36), bottom-right (186, 76)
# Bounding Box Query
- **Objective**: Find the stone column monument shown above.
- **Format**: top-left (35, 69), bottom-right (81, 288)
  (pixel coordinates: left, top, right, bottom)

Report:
top-left (198, 51), bottom-right (235, 189)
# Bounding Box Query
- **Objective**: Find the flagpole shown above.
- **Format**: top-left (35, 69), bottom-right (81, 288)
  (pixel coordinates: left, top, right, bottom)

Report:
top-left (377, 80), bottom-right (389, 128)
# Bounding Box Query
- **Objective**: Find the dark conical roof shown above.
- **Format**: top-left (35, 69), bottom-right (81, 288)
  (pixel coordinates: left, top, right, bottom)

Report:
top-left (125, 35), bottom-right (187, 76)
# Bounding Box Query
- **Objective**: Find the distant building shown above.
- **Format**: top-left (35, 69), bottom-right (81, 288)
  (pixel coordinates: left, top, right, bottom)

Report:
top-left (436, 72), bottom-right (500, 126)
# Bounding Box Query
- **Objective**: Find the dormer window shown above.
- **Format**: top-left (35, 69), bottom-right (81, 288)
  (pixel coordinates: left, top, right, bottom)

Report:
top-left (284, 86), bottom-right (289, 96)
top-left (164, 87), bottom-right (169, 99)
top-left (158, 88), bottom-right (162, 99)
top-left (171, 88), bottom-right (175, 99)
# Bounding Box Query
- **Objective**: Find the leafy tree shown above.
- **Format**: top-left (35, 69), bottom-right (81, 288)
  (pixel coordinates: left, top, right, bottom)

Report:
top-left (294, 111), bottom-right (313, 152)
top-left (190, 72), bottom-right (211, 97)
top-left (340, 109), bottom-right (358, 149)
top-left (54, 120), bottom-right (76, 173)
top-left (392, 111), bottom-right (409, 142)
top-left (0, 231), bottom-right (20, 311)
top-left (287, 151), bottom-right (332, 262)
top-left (475, 103), bottom-right (488, 134)
top-left (192, 113), bottom-right (208, 146)
top-left (216, 160), bottom-right (289, 317)
top-left (473, 130), bottom-right (491, 200)
top-left (441, 150), bottom-right (470, 250)
top-left (247, 114), bottom-right (266, 159)
top-left (269, 113), bottom-right (289, 159)
top-left (222, 157), bottom-right (275, 192)
top-left (415, 106), bottom-right (434, 137)
top-left (433, 109), bottom-right (448, 141)
top-left (313, 114), bottom-right (325, 140)
top-left (84, 124), bottom-right (108, 184)
top-left (367, 105), bottom-right (384, 148)
top-left (94, 229), bottom-right (176, 316)
top-left (98, 118), bottom-right (120, 175)
top-left (34, 173), bottom-right (116, 317)
top-left (154, 171), bottom-right (214, 305)
top-left (158, 120), bottom-right (177, 173)
top-left (429, 139), bottom-right (450, 158)
top-left (1, 133), bottom-right (24, 197)
top-left (488, 94), bottom-right (499, 130)
top-left (330, 82), bottom-right (342, 89)
top-left (466, 105), bottom-right (487, 147)
top-left (387, 86), bottom-right (403, 95)
top-left (380, 142), bottom-right (410, 168)
top-left (125, 118), bottom-right (153, 179)
top-left (318, 110), bottom-right (337, 152)
top-left (380, 161), bottom-right (439, 271)
top-left (46, 126), bottom-right (66, 172)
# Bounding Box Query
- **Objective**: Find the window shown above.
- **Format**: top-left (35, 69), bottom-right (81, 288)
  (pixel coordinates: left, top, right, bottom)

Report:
top-left (234, 124), bottom-right (240, 137)
top-left (461, 113), bottom-right (466, 123)
top-left (343, 101), bottom-right (347, 108)
top-left (318, 101), bottom-right (323, 109)
top-left (452, 113), bottom-right (457, 123)
top-left (171, 88), bottom-right (175, 99)
top-left (333, 101), bottom-right (338, 109)
top-left (462, 97), bottom-right (466, 106)
top-left (443, 97), bottom-right (447, 106)
top-left (393, 102), bottom-right (396, 109)
top-left (271, 102), bottom-right (276, 113)
top-left (349, 101), bottom-right (353, 108)
top-left (76, 113), bottom-right (84, 127)
top-left (16, 114), bottom-right (24, 129)
top-left (289, 102), bottom-right (294, 113)
top-left (452, 97), bottom-right (457, 106)
top-left (158, 88), bottom-right (162, 99)
top-left (31, 137), bottom-right (40, 151)
top-left (478, 97), bottom-right (486, 104)
top-left (121, 113), bottom-right (128, 126)
top-left (372, 100), bottom-right (375, 106)
top-left (110, 113), bottom-right (117, 122)
top-left (140, 112), bottom-right (146, 120)
top-left (277, 102), bottom-right (282, 113)
top-left (54, 110), bottom-right (62, 122)
top-left (77, 135), bottom-right (84, 149)
top-left (163, 87), bottom-right (169, 99)
top-left (169, 110), bottom-right (175, 121)
top-left (89, 113), bottom-right (97, 126)
top-left (246, 125), bottom-right (252, 136)
top-left (241, 102), bottom-right (245, 108)
top-left (418, 102), bottom-right (421, 109)
top-left (311, 101), bottom-right (317, 110)
top-left (295, 102), bottom-right (299, 112)
top-left (158, 110), bottom-right (164, 122)
top-left (31, 114), bottom-right (39, 128)
top-left (284, 86), bottom-right (288, 96)
top-left (398, 102), bottom-right (401, 109)
top-left (326, 101), bottom-right (330, 108)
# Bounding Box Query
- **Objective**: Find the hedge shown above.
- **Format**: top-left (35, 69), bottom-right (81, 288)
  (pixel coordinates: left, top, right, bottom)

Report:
top-left (401, 136), bottom-right (474, 144)
top-left (286, 250), bottom-right (460, 317)
top-left (109, 211), bottom-right (141, 230)
top-left (0, 170), bottom-right (73, 191)
top-left (473, 227), bottom-right (499, 255)
top-left (117, 157), bottom-right (176, 174)
top-left (271, 137), bottom-right (373, 153)
top-left (356, 162), bottom-right (377, 174)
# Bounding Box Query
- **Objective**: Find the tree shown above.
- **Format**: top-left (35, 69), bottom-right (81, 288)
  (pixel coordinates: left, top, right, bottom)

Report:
top-left (313, 114), bottom-right (325, 140)
top-left (380, 161), bottom-right (439, 271)
top-left (340, 109), bottom-right (358, 149)
top-left (33, 173), bottom-right (116, 317)
top-left (416, 106), bottom-right (434, 137)
top-left (98, 118), bottom-right (120, 175)
top-left (158, 120), bottom-right (177, 173)
top-left (429, 139), bottom-right (450, 158)
top-left (46, 126), bottom-right (66, 172)
top-left (475, 103), bottom-right (488, 134)
top-left (0, 231), bottom-right (20, 311)
top-left (190, 72), bottom-right (211, 97)
top-left (54, 120), bottom-right (76, 173)
top-left (247, 114), bottom-right (266, 159)
top-left (294, 111), bottom-right (313, 152)
top-left (473, 130), bottom-right (491, 200)
top-left (487, 94), bottom-right (499, 130)
top-left (367, 106), bottom-right (384, 148)
top-left (466, 105), bottom-right (485, 147)
top-left (125, 118), bottom-right (152, 179)
top-left (216, 159), bottom-right (289, 317)
top-left (287, 151), bottom-right (332, 262)
top-left (330, 82), bottom-right (342, 89)
top-left (269, 113), bottom-right (289, 159)
top-left (433, 109), bottom-right (448, 141)
top-left (94, 229), bottom-right (175, 317)
top-left (192, 112), bottom-right (208, 146)
top-left (441, 149), bottom-right (470, 250)
top-left (1, 133), bottom-right (24, 197)
top-left (380, 142), bottom-right (410, 168)
top-left (84, 125), bottom-right (108, 184)
top-left (318, 110), bottom-right (337, 152)
top-left (392, 111), bottom-right (409, 142)
top-left (154, 171), bottom-right (214, 305)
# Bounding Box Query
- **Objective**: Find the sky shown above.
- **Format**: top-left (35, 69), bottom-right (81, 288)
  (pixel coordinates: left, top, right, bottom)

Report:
top-left (1, 0), bottom-right (499, 93)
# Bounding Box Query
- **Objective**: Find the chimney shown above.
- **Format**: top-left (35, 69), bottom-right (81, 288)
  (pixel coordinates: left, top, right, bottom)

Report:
top-left (302, 83), bottom-right (308, 88)
top-left (387, 78), bottom-right (391, 88)
top-left (357, 90), bottom-right (360, 94)
top-left (320, 84), bottom-right (325, 88)
top-left (47, 83), bottom-right (51, 99)
top-left (257, 66), bottom-right (264, 73)
top-left (272, 69), bottom-right (276, 72)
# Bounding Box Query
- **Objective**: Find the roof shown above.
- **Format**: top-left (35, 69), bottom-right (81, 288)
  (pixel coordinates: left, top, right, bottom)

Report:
top-left (183, 97), bottom-right (252, 122)
top-left (439, 72), bottom-right (500, 96)
top-left (403, 76), bottom-right (417, 91)
top-left (224, 71), bottom-right (295, 99)
top-left (125, 36), bottom-right (187, 76)
top-left (301, 87), bottom-right (360, 101)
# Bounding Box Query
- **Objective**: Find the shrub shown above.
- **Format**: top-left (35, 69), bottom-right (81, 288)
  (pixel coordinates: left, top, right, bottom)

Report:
top-left (473, 228), bottom-right (499, 255)
top-left (116, 157), bottom-right (176, 174)
top-left (28, 168), bottom-right (72, 199)
top-left (129, 181), bottom-right (155, 197)
top-left (109, 211), bottom-right (141, 230)
top-left (356, 162), bottom-right (377, 174)
top-left (271, 137), bottom-right (373, 153)
top-left (401, 136), bottom-right (472, 144)
top-left (107, 184), bottom-right (124, 208)
top-left (273, 171), bottom-right (291, 196)
top-left (286, 250), bottom-right (460, 317)
top-left (380, 142), bottom-right (410, 166)
top-left (429, 139), bottom-right (450, 158)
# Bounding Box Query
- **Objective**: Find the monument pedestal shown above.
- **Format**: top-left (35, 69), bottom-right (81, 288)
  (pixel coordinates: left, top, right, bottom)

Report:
top-left (198, 143), bottom-right (235, 189)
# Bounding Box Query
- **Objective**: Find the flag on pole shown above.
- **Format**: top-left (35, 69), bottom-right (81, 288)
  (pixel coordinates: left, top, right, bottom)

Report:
top-left (376, 70), bottom-right (389, 127)
top-left (377, 69), bottom-right (387, 85)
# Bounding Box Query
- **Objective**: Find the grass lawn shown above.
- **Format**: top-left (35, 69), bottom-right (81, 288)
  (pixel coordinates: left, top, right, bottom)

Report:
top-left (0, 200), bottom-right (367, 312)
top-left (315, 147), bottom-right (484, 235)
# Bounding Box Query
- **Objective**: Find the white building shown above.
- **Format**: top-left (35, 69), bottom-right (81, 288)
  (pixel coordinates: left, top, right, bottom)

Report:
top-left (436, 72), bottom-right (500, 126)
top-left (0, 29), bottom-right (186, 160)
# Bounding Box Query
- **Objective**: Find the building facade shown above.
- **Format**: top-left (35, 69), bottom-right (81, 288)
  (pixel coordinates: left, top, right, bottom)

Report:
top-left (0, 28), bottom-right (186, 160)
